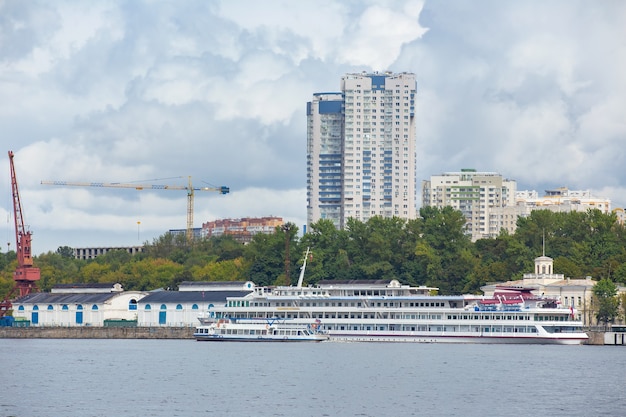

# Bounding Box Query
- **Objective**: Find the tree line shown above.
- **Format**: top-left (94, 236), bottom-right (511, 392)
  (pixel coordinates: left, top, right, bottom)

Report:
top-left (1, 207), bottom-right (626, 321)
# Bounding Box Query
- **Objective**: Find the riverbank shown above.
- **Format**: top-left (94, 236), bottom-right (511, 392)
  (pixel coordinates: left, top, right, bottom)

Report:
top-left (1, 327), bottom-right (623, 344)
top-left (0, 326), bottom-right (194, 339)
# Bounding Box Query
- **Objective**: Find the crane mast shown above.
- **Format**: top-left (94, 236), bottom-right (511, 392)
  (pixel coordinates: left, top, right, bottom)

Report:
top-left (1, 151), bottom-right (40, 317)
top-left (41, 177), bottom-right (229, 243)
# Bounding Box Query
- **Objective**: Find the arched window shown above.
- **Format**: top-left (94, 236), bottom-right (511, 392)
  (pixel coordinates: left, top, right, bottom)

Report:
top-left (176, 304), bottom-right (183, 310)
top-left (145, 304), bottom-right (151, 310)
top-left (129, 299), bottom-right (137, 311)
top-left (159, 304), bottom-right (167, 325)
top-left (62, 305), bottom-right (69, 311)
top-left (47, 305), bottom-right (54, 310)
top-left (76, 305), bottom-right (83, 324)
top-left (91, 305), bottom-right (99, 310)
top-left (18, 305), bottom-right (24, 311)
top-left (192, 304), bottom-right (199, 310)
top-left (33, 305), bottom-right (39, 311)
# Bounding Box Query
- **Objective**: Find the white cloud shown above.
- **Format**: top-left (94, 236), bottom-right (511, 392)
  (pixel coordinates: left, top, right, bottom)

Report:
top-left (337, 2), bottom-right (428, 68)
top-left (1, 0), bottom-right (625, 255)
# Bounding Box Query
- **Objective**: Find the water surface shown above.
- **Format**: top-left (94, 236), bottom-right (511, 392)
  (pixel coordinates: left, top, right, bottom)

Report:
top-left (1, 339), bottom-right (623, 417)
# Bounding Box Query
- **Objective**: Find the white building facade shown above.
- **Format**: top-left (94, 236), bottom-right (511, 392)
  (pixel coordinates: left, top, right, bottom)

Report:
top-left (422, 169), bottom-right (517, 241)
top-left (12, 283), bottom-right (147, 326)
top-left (307, 72), bottom-right (417, 229)
top-left (494, 187), bottom-right (612, 235)
top-left (481, 255), bottom-right (597, 325)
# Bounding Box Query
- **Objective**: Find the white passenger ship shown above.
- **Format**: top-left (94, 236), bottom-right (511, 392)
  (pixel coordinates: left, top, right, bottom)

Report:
top-left (194, 317), bottom-right (329, 342)
top-left (200, 251), bottom-right (588, 345)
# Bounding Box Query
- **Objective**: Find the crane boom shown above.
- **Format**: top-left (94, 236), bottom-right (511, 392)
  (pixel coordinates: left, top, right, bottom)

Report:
top-left (41, 177), bottom-right (229, 242)
top-left (1, 151), bottom-right (40, 317)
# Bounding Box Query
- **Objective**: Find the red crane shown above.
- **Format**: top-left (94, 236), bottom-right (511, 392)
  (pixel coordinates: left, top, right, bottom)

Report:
top-left (0, 151), bottom-right (40, 317)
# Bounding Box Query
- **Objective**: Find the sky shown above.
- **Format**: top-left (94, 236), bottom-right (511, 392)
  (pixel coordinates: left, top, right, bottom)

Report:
top-left (1, 0), bottom-right (625, 255)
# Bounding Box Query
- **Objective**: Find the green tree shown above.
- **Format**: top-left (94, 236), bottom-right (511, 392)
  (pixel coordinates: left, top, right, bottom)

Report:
top-left (593, 278), bottom-right (619, 326)
top-left (244, 224), bottom-right (300, 286)
top-left (417, 206), bottom-right (474, 293)
top-left (191, 258), bottom-right (248, 282)
top-left (56, 246), bottom-right (75, 258)
top-left (620, 293), bottom-right (626, 324)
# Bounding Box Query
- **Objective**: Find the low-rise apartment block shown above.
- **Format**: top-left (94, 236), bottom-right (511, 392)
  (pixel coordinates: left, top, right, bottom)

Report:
top-left (201, 217), bottom-right (283, 243)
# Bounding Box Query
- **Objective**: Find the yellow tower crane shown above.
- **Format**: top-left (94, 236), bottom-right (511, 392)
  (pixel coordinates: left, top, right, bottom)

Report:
top-left (41, 177), bottom-right (229, 243)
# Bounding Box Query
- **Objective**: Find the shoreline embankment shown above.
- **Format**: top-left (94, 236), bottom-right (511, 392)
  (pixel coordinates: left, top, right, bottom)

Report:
top-left (0, 328), bottom-right (621, 345)
top-left (0, 326), bottom-right (194, 339)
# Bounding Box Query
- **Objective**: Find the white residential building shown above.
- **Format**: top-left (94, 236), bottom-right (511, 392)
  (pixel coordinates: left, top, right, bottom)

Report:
top-left (307, 72), bottom-right (417, 229)
top-left (422, 169), bottom-right (517, 241)
top-left (494, 187), bottom-right (612, 235)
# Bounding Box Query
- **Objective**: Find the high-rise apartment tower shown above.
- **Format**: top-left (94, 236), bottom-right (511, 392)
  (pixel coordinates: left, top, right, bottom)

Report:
top-left (307, 72), bottom-right (417, 229)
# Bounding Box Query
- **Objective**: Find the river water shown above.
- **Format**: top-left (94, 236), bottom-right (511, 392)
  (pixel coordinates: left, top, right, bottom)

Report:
top-left (1, 339), bottom-right (624, 417)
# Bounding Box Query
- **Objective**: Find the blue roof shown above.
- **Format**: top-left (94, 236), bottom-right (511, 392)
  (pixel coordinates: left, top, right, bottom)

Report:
top-left (15, 292), bottom-right (119, 304)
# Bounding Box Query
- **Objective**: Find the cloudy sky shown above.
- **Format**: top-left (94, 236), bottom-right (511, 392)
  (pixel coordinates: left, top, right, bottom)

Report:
top-left (1, 0), bottom-right (625, 255)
